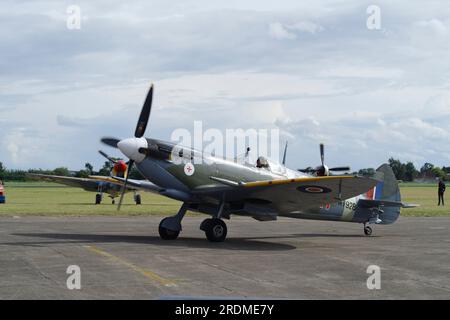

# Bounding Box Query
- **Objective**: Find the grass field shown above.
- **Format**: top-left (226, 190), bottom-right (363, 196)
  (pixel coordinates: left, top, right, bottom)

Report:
top-left (0, 182), bottom-right (182, 216)
top-left (0, 182), bottom-right (448, 217)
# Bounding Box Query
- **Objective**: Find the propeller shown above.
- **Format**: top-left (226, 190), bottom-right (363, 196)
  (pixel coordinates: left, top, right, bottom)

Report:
top-left (117, 159), bottom-right (134, 211)
top-left (298, 143), bottom-right (350, 176)
top-left (282, 141), bottom-right (288, 166)
top-left (101, 137), bottom-right (120, 148)
top-left (98, 150), bottom-right (118, 164)
top-left (135, 85), bottom-right (153, 138)
top-left (100, 84), bottom-right (154, 211)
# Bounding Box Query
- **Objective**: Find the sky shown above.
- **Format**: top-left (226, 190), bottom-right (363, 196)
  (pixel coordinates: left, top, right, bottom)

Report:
top-left (1, 0), bottom-right (450, 172)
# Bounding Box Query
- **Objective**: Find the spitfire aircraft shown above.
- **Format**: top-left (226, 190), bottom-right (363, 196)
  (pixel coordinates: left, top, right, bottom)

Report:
top-left (102, 85), bottom-right (415, 242)
top-left (27, 151), bottom-right (142, 205)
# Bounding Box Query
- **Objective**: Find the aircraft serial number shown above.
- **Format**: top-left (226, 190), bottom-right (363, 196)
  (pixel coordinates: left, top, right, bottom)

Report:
top-left (342, 200), bottom-right (357, 211)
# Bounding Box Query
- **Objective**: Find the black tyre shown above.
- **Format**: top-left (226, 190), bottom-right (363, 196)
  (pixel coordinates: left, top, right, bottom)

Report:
top-left (95, 194), bottom-right (102, 205)
top-left (135, 194), bottom-right (142, 205)
top-left (159, 218), bottom-right (180, 240)
top-left (204, 218), bottom-right (227, 242)
top-left (364, 226), bottom-right (373, 236)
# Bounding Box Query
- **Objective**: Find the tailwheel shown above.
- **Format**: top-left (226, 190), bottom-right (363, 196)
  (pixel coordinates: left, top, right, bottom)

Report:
top-left (201, 218), bottom-right (227, 242)
top-left (364, 225), bottom-right (373, 236)
top-left (159, 218), bottom-right (180, 240)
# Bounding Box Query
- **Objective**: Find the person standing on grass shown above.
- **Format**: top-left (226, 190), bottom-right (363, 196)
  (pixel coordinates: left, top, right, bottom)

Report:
top-left (438, 179), bottom-right (446, 206)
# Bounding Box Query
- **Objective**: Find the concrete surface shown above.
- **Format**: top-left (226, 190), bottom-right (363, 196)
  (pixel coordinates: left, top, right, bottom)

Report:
top-left (0, 216), bottom-right (449, 299)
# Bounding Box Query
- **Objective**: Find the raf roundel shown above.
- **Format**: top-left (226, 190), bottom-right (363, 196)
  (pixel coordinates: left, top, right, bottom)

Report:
top-left (297, 185), bottom-right (332, 194)
top-left (184, 163), bottom-right (195, 176)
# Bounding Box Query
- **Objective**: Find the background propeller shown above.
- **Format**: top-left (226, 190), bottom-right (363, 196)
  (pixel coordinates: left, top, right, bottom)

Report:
top-left (98, 150), bottom-right (118, 164)
top-left (298, 143), bottom-right (350, 176)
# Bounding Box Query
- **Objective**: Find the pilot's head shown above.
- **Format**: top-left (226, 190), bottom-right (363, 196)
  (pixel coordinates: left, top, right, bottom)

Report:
top-left (256, 156), bottom-right (269, 169)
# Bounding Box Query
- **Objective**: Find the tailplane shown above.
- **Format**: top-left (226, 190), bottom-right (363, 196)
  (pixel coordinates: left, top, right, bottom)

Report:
top-left (356, 163), bottom-right (418, 224)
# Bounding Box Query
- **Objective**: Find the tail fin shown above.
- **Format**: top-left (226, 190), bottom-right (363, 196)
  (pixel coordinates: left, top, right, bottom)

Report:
top-left (358, 164), bottom-right (402, 224)
top-left (373, 163), bottom-right (401, 202)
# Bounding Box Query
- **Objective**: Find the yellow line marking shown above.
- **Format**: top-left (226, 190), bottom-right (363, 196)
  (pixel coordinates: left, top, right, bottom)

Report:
top-left (84, 245), bottom-right (177, 287)
top-left (244, 175), bottom-right (354, 188)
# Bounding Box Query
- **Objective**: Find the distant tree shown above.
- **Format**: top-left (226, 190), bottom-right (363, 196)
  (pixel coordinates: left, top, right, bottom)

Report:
top-left (0, 161), bottom-right (5, 178)
top-left (98, 161), bottom-right (114, 176)
top-left (358, 168), bottom-right (375, 177)
top-left (75, 170), bottom-right (90, 178)
top-left (388, 158), bottom-right (406, 181)
top-left (53, 167), bottom-right (70, 176)
top-left (404, 162), bottom-right (418, 182)
top-left (431, 167), bottom-right (446, 180)
top-left (85, 163), bottom-right (94, 175)
top-left (420, 162), bottom-right (434, 173)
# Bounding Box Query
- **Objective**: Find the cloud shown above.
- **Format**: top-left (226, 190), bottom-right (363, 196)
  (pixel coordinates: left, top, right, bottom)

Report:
top-left (1, 0), bottom-right (450, 171)
top-left (269, 21), bottom-right (323, 40)
top-left (415, 19), bottom-right (448, 36)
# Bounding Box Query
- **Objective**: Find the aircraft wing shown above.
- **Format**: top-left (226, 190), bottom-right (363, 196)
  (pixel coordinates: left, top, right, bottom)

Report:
top-left (26, 173), bottom-right (136, 191)
top-left (240, 175), bottom-right (378, 213)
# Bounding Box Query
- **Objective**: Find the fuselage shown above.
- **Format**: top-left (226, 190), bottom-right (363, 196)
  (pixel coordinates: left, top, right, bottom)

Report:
top-left (116, 137), bottom-right (399, 225)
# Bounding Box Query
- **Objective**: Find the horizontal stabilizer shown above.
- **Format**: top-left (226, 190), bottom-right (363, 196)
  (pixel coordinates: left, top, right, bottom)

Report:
top-left (358, 199), bottom-right (419, 209)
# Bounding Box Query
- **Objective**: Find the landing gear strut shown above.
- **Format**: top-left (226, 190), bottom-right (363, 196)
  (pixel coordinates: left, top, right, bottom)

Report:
top-left (158, 203), bottom-right (188, 240)
top-left (200, 218), bottom-right (228, 242)
top-left (364, 224), bottom-right (373, 236)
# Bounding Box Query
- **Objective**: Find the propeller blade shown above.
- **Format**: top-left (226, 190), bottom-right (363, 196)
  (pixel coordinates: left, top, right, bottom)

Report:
top-left (135, 84), bottom-right (154, 138)
top-left (329, 166), bottom-right (351, 172)
top-left (101, 137), bottom-right (121, 148)
top-left (282, 142), bottom-right (288, 166)
top-left (298, 168), bottom-right (316, 173)
top-left (98, 150), bottom-right (118, 164)
top-left (117, 160), bottom-right (134, 211)
top-left (320, 143), bottom-right (325, 166)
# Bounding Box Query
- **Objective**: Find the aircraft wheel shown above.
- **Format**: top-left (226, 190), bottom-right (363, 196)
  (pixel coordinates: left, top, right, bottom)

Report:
top-left (364, 225), bottom-right (373, 236)
top-left (135, 194), bottom-right (142, 205)
top-left (203, 218), bottom-right (227, 242)
top-left (112, 199), bottom-right (115, 205)
top-left (95, 194), bottom-right (102, 205)
top-left (159, 218), bottom-right (180, 240)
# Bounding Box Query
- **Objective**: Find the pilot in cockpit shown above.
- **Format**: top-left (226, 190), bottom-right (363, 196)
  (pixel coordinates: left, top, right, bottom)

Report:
top-left (256, 156), bottom-right (269, 169)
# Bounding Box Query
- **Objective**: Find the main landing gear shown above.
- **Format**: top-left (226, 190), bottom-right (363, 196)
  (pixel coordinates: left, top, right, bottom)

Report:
top-left (200, 218), bottom-right (227, 242)
top-left (200, 196), bottom-right (228, 242)
top-left (158, 201), bottom-right (229, 242)
top-left (158, 203), bottom-right (188, 240)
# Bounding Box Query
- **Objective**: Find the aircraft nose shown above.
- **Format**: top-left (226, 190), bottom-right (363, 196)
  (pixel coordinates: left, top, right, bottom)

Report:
top-left (117, 137), bottom-right (148, 163)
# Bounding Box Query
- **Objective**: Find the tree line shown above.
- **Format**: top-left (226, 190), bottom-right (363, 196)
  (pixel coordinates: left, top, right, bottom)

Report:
top-left (1, 158), bottom-right (449, 182)
top-left (0, 161), bottom-right (144, 181)
top-left (356, 158), bottom-right (450, 181)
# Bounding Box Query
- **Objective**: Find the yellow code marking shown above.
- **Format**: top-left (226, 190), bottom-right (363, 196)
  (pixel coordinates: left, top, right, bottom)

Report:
top-left (84, 245), bottom-right (177, 287)
top-left (244, 175), bottom-right (354, 188)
